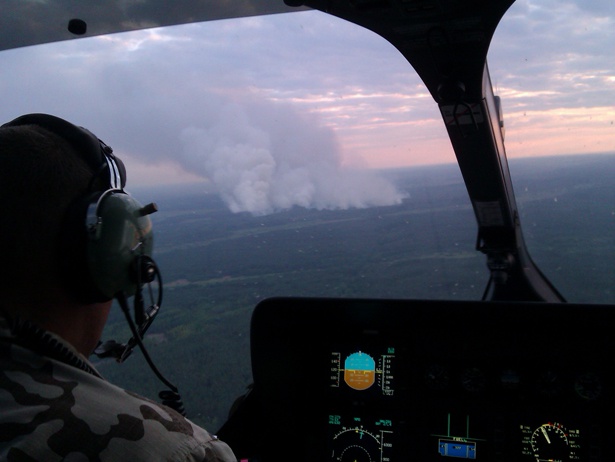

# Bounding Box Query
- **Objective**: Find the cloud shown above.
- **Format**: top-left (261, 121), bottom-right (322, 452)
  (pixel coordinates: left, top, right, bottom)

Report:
top-left (486, 0), bottom-right (615, 156)
top-left (0, 3), bottom-right (612, 184)
top-left (179, 100), bottom-right (405, 215)
top-left (490, 0), bottom-right (615, 102)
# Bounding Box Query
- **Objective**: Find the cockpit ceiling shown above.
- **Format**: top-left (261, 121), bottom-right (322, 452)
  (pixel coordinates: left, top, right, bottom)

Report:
top-left (0, 0), bottom-right (308, 52)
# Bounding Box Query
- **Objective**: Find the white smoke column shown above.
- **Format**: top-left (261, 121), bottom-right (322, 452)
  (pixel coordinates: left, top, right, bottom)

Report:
top-left (179, 100), bottom-right (405, 215)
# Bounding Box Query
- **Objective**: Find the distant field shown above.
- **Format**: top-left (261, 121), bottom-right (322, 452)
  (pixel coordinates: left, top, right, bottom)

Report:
top-left (97, 153), bottom-right (615, 430)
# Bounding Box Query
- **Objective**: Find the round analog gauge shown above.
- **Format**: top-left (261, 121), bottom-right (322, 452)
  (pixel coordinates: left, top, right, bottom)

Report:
top-left (461, 367), bottom-right (486, 392)
top-left (574, 372), bottom-right (602, 400)
top-left (530, 423), bottom-right (570, 461)
top-left (425, 363), bottom-right (449, 390)
top-left (537, 370), bottom-right (561, 396)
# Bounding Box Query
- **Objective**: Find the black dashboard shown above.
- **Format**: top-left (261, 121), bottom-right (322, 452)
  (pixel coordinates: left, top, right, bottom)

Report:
top-left (219, 297), bottom-right (612, 461)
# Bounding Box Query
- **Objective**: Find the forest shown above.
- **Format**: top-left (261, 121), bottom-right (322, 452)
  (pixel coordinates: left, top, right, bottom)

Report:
top-left (96, 153), bottom-right (615, 431)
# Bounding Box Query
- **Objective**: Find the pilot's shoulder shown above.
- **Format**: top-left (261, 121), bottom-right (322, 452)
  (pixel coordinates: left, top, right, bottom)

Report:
top-left (121, 389), bottom-right (237, 461)
top-left (1, 335), bottom-right (235, 461)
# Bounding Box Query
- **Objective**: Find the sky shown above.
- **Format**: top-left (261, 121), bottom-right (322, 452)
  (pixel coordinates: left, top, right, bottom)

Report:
top-left (0, 0), bottom-right (613, 213)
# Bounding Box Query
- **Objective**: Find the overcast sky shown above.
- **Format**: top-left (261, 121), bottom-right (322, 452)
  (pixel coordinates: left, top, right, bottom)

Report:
top-left (0, 0), bottom-right (613, 212)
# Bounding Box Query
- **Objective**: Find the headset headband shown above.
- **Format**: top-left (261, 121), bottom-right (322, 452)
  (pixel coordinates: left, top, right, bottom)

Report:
top-left (1, 113), bottom-right (126, 189)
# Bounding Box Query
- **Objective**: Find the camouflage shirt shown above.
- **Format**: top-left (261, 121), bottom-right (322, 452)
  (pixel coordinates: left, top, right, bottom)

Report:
top-left (0, 315), bottom-right (237, 462)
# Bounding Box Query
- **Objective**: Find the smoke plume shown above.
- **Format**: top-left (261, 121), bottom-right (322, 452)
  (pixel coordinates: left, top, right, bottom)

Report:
top-left (179, 101), bottom-right (404, 215)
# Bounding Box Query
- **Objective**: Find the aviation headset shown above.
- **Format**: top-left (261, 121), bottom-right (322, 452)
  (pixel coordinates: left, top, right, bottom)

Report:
top-left (1, 113), bottom-right (157, 303)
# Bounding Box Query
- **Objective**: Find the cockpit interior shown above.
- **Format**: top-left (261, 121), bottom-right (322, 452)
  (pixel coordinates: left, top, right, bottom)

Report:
top-left (1, 0), bottom-right (613, 461)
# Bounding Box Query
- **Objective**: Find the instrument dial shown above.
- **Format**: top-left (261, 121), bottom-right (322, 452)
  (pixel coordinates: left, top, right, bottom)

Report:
top-left (424, 363), bottom-right (450, 390)
top-left (329, 417), bottom-right (394, 462)
top-left (530, 423), bottom-right (570, 461)
top-left (332, 426), bottom-right (381, 462)
top-left (461, 367), bottom-right (486, 392)
top-left (574, 372), bottom-right (602, 400)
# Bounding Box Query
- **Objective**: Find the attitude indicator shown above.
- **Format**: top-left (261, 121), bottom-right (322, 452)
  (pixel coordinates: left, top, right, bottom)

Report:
top-left (330, 348), bottom-right (395, 395)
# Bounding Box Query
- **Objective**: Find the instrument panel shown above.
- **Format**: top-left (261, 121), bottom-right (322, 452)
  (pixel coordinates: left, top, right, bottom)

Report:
top-left (224, 298), bottom-right (612, 461)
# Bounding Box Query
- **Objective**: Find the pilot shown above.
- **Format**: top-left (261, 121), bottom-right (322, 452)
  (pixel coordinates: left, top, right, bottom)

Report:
top-left (0, 114), bottom-right (236, 461)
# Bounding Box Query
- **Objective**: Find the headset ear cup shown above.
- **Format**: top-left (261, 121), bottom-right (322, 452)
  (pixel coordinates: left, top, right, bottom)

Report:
top-left (59, 190), bottom-right (154, 303)
top-left (86, 191), bottom-right (154, 300)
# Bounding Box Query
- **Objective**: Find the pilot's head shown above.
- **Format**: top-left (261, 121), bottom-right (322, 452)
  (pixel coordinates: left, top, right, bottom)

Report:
top-left (0, 116), bottom-right (99, 305)
top-left (0, 114), bottom-right (151, 309)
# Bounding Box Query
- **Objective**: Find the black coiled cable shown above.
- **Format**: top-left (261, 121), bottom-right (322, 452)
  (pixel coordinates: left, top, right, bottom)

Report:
top-left (115, 274), bottom-right (186, 417)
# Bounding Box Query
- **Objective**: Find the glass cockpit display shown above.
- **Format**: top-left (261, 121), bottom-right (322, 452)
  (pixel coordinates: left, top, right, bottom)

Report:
top-left (328, 414), bottom-right (394, 462)
top-left (327, 347), bottom-right (397, 460)
top-left (330, 347), bottom-right (395, 396)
